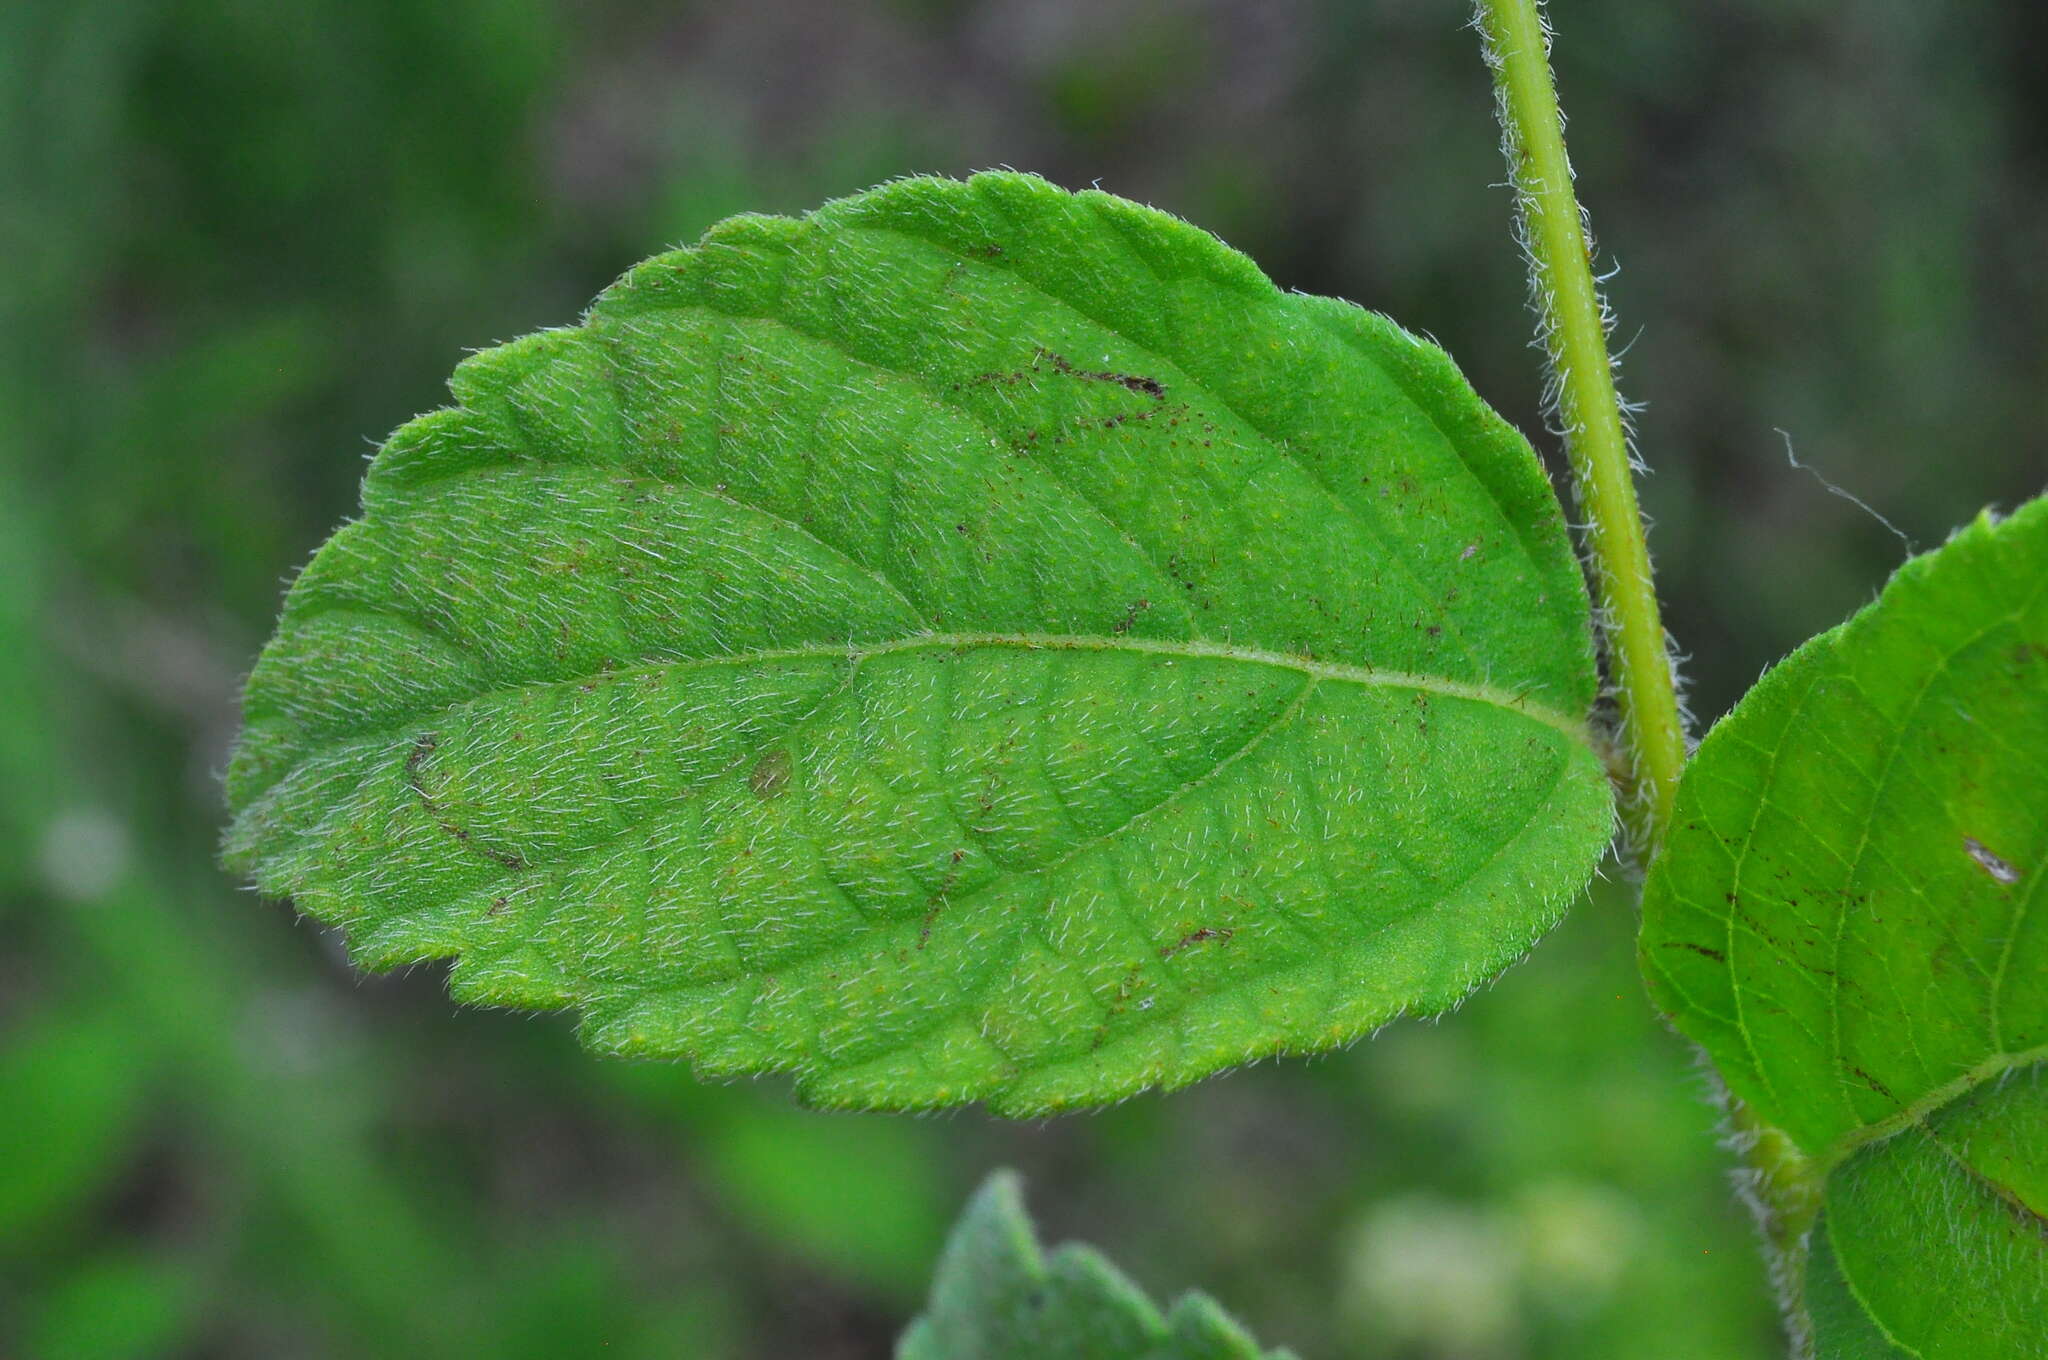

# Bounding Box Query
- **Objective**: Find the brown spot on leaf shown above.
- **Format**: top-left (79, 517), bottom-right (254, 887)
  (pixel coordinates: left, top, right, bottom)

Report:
top-left (1159, 926), bottom-right (1235, 959)
top-left (403, 732), bottom-right (529, 872)
top-left (1033, 347), bottom-right (1166, 399)
top-left (1111, 598), bottom-right (1151, 635)
top-left (1849, 1065), bottom-right (1898, 1104)
top-left (749, 748), bottom-right (792, 801)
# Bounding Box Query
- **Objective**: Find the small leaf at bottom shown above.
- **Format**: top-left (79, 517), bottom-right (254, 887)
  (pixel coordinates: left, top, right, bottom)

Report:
top-left (897, 1171), bottom-right (1292, 1360)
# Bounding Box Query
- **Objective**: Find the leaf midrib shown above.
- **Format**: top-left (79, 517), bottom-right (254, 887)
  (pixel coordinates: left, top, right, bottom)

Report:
top-left (1813, 1044), bottom-right (2048, 1182)
top-left (300, 630), bottom-right (1597, 756)
top-left (261, 204), bottom-right (1594, 806)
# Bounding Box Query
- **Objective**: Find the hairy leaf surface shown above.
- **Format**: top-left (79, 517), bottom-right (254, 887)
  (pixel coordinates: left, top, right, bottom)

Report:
top-left (1807, 1070), bottom-right (2046, 1356)
top-left (1641, 497), bottom-right (2048, 1347)
top-left (897, 1171), bottom-right (1291, 1360)
top-left (225, 171), bottom-right (1611, 1112)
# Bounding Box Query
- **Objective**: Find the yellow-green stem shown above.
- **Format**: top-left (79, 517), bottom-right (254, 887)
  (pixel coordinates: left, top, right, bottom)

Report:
top-left (1474, 9), bottom-right (1827, 1345)
top-left (1474, 0), bottom-right (1687, 853)
top-left (1730, 1097), bottom-right (1822, 1305)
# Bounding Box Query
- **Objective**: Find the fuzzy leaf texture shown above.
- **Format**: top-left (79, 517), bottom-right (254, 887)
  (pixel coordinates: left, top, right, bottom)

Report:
top-left (897, 1171), bottom-right (1291, 1360)
top-left (224, 171), bottom-right (1612, 1113)
top-left (1641, 498), bottom-right (2048, 1353)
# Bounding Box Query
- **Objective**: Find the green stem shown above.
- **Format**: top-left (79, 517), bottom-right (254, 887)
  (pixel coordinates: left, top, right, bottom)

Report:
top-left (1473, 0), bottom-right (1687, 853)
top-left (1475, 9), bottom-right (1826, 1345)
top-left (1731, 1097), bottom-right (1821, 1268)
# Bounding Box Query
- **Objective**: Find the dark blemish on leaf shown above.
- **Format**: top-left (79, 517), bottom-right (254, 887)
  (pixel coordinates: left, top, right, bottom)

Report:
top-left (1098, 963), bottom-right (1150, 1036)
top-left (1849, 1065), bottom-right (1898, 1104)
top-left (1964, 835), bottom-right (2021, 886)
top-left (1032, 347), bottom-right (1166, 399)
top-left (1160, 926), bottom-right (1235, 959)
top-left (1731, 904), bottom-right (1789, 952)
top-left (487, 896), bottom-right (508, 917)
top-left (975, 757), bottom-right (1010, 820)
top-left (969, 242), bottom-right (1004, 259)
top-left (958, 367), bottom-right (1027, 391)
top-left (920, 866), bottom-right (963, 949)
top-left (461, 838), bottom-right (524, 873)
top-left (1661, 941), bottom-right (1726, 963)
top-left (405, 731), bottom-right (439, 783)
top-left (1111, 599), bottom-right (1151, 635)
top-left (1071, 400), bottom-right (1188, 433)
top-left (749, 748), bottom-right (792, 801)
top-left (404, 732), bottom-right (527, 872)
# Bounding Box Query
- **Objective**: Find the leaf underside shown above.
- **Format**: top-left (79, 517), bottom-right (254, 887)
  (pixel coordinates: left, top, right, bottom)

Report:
top-left (1809, 1072), bottom-right (2046, 1357)
top-left (225, 171), bottom-right (1610, 1114)
top-left (1641, 498), bottom-right (2048, 1351)
top-left (897, 1171), bottom-right (1292, 1360)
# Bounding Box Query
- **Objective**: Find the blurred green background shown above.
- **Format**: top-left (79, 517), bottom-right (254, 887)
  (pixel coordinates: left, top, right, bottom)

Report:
top-left (2, 1), bottom-right (2041, 1356)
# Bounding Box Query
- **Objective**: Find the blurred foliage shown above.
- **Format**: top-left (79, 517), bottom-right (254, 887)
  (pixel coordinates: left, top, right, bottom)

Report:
top-left (1, 0), bottom-right (2038, 1356)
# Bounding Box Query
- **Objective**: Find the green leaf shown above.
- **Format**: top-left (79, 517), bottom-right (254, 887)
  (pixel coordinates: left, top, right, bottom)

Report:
top-left (1641, 498), bottom-right (2048, 1349)
top-left (897, 1171), bottom-right (1292, 1360)
top-left (1808, 1071), bottom-right (2046, 1357)
top-left (224, 171), bottom-right (1611, 1113)
top-left (1803, 1225), bottom-right (1911, 1359)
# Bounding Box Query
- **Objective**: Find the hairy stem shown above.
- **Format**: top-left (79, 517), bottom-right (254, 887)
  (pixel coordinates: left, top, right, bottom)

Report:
top-left (1729, 1098), bottom-right (1822, 1326)
top-left (1475, 8), bottom-right (1826, 1348)
top-left (1473, 0), bottom-right (1687, 853)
